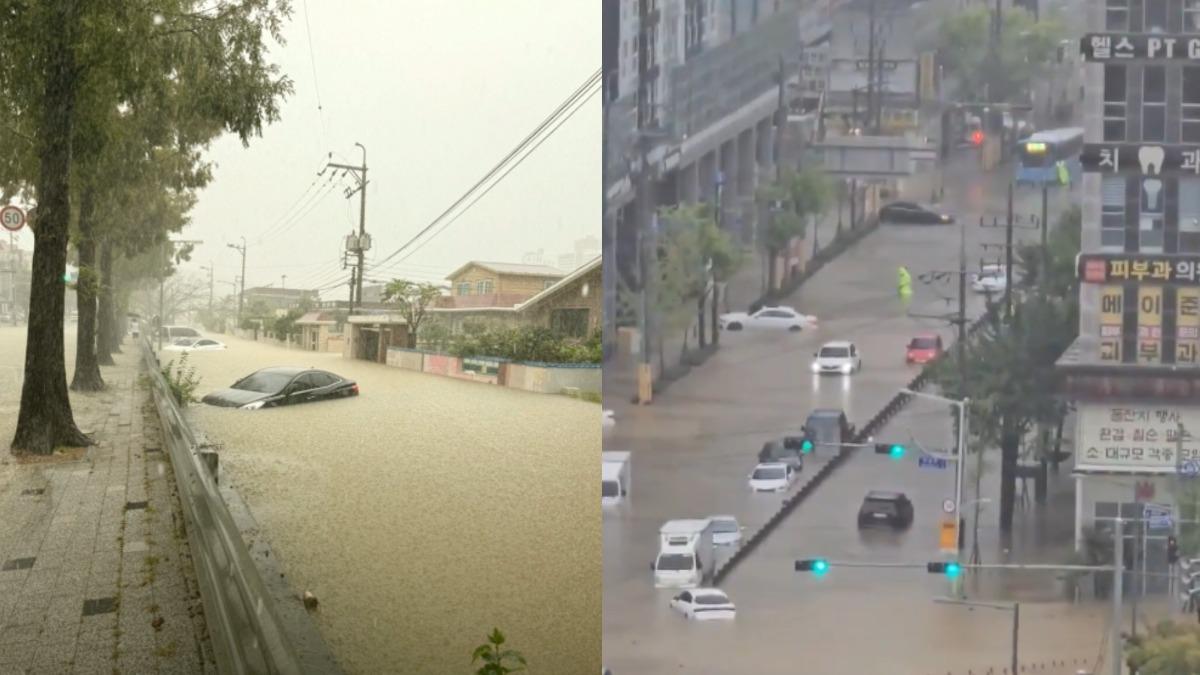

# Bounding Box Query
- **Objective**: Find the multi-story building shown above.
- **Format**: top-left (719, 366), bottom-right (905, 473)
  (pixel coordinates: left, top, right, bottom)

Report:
top-left (440, 261), bottom-right (564, 309)
top-left (240, 287), bottom-right (319, 316)
top-left (604, 0), bottom-right (834, 351)
top-left (1060, 0), bottom-right (1200, 590)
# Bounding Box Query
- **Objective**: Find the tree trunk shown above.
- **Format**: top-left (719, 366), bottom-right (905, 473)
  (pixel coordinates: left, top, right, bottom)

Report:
top-left (999, 416), bottom-right (1020, 532)
top-left (71, 187), bottom-right (104, 391)
top-left (697, 296), bottom-right (706, 349)
top-left (710, 284), bottom-right (720, 347)
top-left (96, 240), bottom-right (116, 364)
top-left (12, 0), bottom-right (93, 454)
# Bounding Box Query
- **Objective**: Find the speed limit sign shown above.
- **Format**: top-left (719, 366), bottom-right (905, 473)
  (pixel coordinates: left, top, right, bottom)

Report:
top-left (0, 205), bottom-right (25, 232)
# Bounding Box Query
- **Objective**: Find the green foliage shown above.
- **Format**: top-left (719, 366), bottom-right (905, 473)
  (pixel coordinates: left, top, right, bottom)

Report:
top-left (653, 203), bottom-right (743, 336)
top-left (161, 353), bottom-right (200, 406)
top-left (937, 7), bottom-right (1065, 104)
top-left (270, 309), bottom-right (303, 338)
top-left (451, 326), bottom-right (601, 364)
top-left (472, 628), bottom-right (526, 675)
top-left (416, 319), bottom-right (454, 352)
top-left (382, 278), bottom-right (443, 346)
top-left (755, 168), bottom-right (832, 253)
top-left (1126, 621), bottom-right (1200, 674)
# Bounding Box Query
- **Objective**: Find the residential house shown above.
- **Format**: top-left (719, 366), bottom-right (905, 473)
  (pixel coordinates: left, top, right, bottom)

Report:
top-left (426, 257), bottom-right (601, 340)
top-left (441, 261), bottom-right (565, 310)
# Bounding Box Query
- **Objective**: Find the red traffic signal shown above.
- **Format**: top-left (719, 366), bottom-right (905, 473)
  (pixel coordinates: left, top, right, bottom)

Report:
top-left (970, 130), bottom-right (984, 146)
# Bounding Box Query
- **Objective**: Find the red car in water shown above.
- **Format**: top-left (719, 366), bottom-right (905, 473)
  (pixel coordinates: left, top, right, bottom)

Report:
top-left (906, 333), bottom-right (944, 365)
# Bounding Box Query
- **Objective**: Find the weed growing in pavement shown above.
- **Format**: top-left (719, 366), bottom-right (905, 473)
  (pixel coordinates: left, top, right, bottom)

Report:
top-left (472, 628), bottom-right (526, 674)
top-left (160, 353), bottom-right (200, 406)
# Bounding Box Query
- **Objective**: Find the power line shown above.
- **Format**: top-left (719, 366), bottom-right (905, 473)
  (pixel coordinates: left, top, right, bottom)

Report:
top-left (249, 164), bottom-right (333, 245)
top-left (366, 69), bottom-right (600, 274)
top-left (300, 0), bottom-right (328, 150)
top-left (372, 81), bottom-right (599, 278)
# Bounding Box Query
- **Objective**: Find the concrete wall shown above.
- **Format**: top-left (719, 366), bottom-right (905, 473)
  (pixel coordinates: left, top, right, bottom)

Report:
top-left (384, 347), bottom-right (600, 396)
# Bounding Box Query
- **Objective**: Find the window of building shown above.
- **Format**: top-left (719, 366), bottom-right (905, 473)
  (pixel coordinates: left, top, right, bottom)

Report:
top-left (1187, 0), bottom-right (1200, 31)
top-left (1101, 176), bottom-right (1127, 250)
top-left (457, 282), bottom-right (472, 296)
top-left (1186, 68), bottom-right (1200, 142)
top-left (1143, 66), bottom-right (1167, 142)
top-left (1181, 179), bottom-right (1200, 252)
top-left (1146, 0), bottom-right (1168, 32)
top-left (476, 280), bottom-right (494, 294)
top-left (1141, 177), bottom-right (1166, 252)
top-left (550, 308), bottom-right (590, 338)
top-left (1106, 0), bottom-right (1130, 30)
top-left (1104, 65), bottom-right (1127, 142)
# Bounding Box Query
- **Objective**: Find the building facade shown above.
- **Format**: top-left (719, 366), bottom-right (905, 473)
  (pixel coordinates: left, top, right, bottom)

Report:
top-left (604, 0), bottom-right (834, 353)
top-left (1061, 0), bottom-right (1200, 591)
top-left (441, 262), bottom-right (564, 307)
top-left (240, 287), bottom-right (319, 315)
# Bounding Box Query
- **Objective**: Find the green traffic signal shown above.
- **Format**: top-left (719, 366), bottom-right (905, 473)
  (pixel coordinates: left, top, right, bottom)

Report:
top-left (795, 558), bottom-right (830, 576)
top-left (874, 443), bottom-right (906, 459)
top-left (927, 561), bottom-right (962, 578)
top-left (889, 444), bottom-right (905, 459)
top-left (801, 439), bottom-right (814, 454)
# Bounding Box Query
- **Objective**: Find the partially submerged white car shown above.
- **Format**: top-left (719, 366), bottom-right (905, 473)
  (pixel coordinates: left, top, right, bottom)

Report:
top-left (709, 515), bottom-right (744, 547)
top-left (811, 341), bottom-right (862, 375)
top-left (164, 337), bottom-right (227, 352)
top-left (748, 462), bottom-right (795, 493)
top-left (669, 588), bottom-right (737, 621)
top-left (719, 305), bottom-right (817, 332)
top-left (971, 264), bottom-right (1009, 294)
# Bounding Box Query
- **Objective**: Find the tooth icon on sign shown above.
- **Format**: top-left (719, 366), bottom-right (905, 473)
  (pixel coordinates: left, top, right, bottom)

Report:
top-left (1139, 145), bottom-right (1166, 174)
top-left (1144, 178), bottom-right (1163, 210)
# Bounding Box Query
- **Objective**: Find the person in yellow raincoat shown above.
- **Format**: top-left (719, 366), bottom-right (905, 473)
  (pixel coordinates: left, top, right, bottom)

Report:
top-left (1056, 160), bottom-right (1070, 186)
top-left (898, 265), bottom-right (913, 308)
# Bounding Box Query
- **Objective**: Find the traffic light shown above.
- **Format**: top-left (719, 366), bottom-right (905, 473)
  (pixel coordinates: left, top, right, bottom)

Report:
top-left (783, 435), bottom-right (814, 454)
top-left (801, 438), bottom-right (814, 454)
top-left (795, 559), bottom-right (830, 576)
top-left (874, 443), bottom-right (906, 460)
top-left (927, 561), bottom-right (962, 578)
top-left (970, 130), bottom-right (984, 146)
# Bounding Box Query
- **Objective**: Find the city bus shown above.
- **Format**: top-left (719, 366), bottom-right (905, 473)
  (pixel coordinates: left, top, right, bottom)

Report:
top-left (1014, 127), bottom-right (1084, 186)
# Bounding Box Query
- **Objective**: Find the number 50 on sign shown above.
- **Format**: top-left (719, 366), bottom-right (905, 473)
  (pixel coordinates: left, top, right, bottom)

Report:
top-left (0, 205), bottom-right (26, 232)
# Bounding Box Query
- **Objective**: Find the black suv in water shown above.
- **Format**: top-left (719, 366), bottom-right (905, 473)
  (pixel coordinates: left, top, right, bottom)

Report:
top-left (857, 491), bottom-right (914, 529)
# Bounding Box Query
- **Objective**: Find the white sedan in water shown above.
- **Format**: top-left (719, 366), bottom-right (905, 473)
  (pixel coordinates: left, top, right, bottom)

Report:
top-left (164, 337), bottom-right (227, 352)
top-left (748, 462), bottom-right (796, 493)
top-left (669, 588), bottom-right (737, 621)
top-left (718, 305), bottom-right (817, 332)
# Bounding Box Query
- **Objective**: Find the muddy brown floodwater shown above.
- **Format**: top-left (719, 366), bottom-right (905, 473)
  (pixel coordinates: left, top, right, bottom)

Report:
top-left (174, 334), bottom-right (600, 674)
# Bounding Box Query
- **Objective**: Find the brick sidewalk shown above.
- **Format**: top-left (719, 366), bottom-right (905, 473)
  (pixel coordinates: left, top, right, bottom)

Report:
top-left (0, 347), bottom-right (214, 674)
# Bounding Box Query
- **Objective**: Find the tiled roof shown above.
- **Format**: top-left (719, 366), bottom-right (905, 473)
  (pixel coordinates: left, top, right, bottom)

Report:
top-left (445, 261), bottom-right (566, 280)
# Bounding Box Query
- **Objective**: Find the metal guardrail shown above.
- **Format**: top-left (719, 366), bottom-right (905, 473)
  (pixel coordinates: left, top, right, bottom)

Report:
top-left (712, 304), bottom-right (1000, 585)
top-left (141, 337), bottom-right (304, 674)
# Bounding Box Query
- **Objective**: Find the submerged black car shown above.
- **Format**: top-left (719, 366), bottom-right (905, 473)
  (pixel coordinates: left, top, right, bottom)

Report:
top-left (857, 491), bottom-right (915, 529)
top-left (201, 367), bottom-right (358, 410)
top-left (879, 201), bottom-right (954, 225)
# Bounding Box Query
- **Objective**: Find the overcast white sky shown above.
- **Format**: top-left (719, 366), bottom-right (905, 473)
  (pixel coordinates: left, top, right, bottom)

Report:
top-left (168, 1), bottom-right (598, 300)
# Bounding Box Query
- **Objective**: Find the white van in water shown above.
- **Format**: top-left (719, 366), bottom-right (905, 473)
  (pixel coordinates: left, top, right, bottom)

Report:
top-left (653, 519), bottom-right (715, 588)
top-left (602, 451), bottom-right (631, 507)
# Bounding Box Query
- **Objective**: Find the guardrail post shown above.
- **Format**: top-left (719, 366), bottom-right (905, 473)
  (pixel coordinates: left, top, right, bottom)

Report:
top-left (199, 451), bottom-right (219, 483)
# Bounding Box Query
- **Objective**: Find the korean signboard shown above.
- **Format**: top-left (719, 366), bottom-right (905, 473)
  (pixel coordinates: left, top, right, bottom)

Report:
top-left (1077, 253), bottom-right (1200, 285)
top-left (1080, 33), bottom-right (1200, 61)
top-left (1138, 286), bottom-right (1163, 364)
top-left (1100, 285), bottom-right (1124, 363)
top-left (1179, 287), bottom-right (1200, 365)
top-left (1081, 143), bottom-right (1200, 175)
top-left (1077, 404), bottom-right (1200, 472)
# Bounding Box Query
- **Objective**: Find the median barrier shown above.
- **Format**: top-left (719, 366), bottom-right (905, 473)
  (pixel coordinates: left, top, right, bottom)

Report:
top-left (711, 304), bottom-right (1001, 585)
top-left (140, 337), bottom-right (308, 674)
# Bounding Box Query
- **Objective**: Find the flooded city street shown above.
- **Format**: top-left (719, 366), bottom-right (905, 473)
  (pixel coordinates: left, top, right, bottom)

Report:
top-left (175, 335), bottom-right (600, 674)
top-left (601, 161), bottom-right (1099, 672)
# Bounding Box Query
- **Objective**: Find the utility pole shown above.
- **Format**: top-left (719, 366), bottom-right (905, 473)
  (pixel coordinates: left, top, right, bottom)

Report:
top-left (1005, 183), bottom-right (1014, 318)
top-left (199, 263), bottom-right (214, 313)
top-left (1039, 183), bottom-right (1049, 293)
top-left (327, 143), bottom-right (370, 315)
top-left (865, 0), bottom-right (877, 132)
top-left (281, 274), bottom-right (287, 290)
top-left (634, 0), bottom-right (658, 404)
top-left (160, 238), bottom-right (203, 352)
top-left (227, 237), bottom-right (246, 328)
top-left (775, 56), bottom-right (786, 182)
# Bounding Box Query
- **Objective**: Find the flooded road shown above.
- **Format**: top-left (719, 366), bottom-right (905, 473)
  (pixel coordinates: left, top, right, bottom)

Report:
top-left (179, 339), bottom-right (600, 674)
top-left (603, 159), bottom-right (1086, 672)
